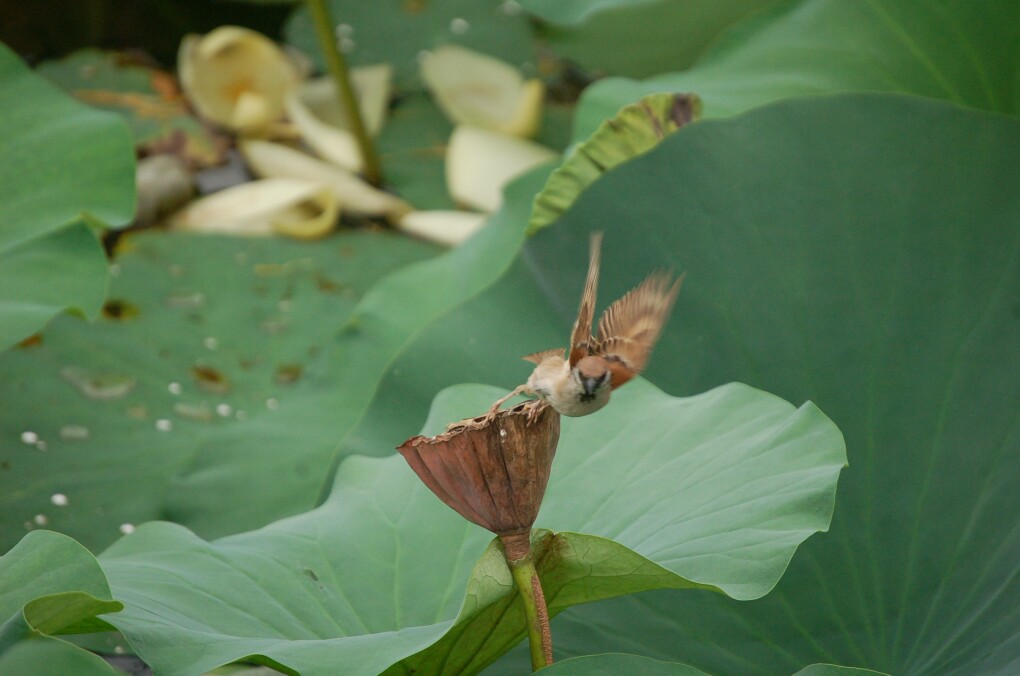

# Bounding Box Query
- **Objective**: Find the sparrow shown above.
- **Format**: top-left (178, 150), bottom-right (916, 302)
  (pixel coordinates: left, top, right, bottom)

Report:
top-left (486, 231), bottom-right (684, 419)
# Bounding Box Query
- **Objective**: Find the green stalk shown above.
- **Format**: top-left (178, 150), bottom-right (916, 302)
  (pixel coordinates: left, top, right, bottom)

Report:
top-left (304, 0), bottom-right (383, 186)
top-left (501, 532), bottom-right (553, 670)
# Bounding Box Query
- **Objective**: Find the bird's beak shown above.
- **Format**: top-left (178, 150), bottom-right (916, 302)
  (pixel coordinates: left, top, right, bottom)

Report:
top-left (582, 377), bottom-right (599, 397)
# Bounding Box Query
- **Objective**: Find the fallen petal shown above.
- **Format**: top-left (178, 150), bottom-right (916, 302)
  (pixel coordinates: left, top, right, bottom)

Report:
top-left (297, 63), bottom-right (393, 137)
top-left (178, 26), bottom-right (300, 133)
top-left (397, 210), bottom-right (488, 247)
top-left (167, 178), bottom-right (338, 239)
top-left (285, 93), bottom-right (363, 172)
top-left (240, 139), bottom-right (410, 220)
top-left (422, 45), bottom-right (544, 138)
top-left (446, 126), bottom-right (558, 212)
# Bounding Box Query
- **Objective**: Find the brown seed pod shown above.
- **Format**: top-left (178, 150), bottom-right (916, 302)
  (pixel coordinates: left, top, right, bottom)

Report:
top-left (397, 401), bottom-right (560, 536)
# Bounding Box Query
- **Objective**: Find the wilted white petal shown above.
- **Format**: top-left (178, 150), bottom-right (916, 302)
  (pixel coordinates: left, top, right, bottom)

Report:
top-left (178, 26), bottom-right (300, 133)
top-left (421, 45), bottom-right (543, 138)
top-left (297, 64), bottom-right (393, 137)
top-left (240, 140), bottom-right (410, 220)
top-left (167, 178), bottom-right (338, 239)
top-left (398, 210), bottom-right (488, 247)
top-left (446, 126), bottom-right (558, 212)
top-left (285, 94), bottom-right (363, 172)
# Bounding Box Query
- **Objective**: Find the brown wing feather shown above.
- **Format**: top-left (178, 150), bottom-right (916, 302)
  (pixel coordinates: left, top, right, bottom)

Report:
top-left (595, 270), bottom-right (684, 387)
top-left (568, 232), bottom-right (603, 366)
top-left (522, 348), bottom-right (565, 364)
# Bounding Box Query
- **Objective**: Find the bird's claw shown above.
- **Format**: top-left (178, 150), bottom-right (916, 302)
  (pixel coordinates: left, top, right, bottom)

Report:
top-left (476, 403), bottom-right (502, 426)
top-left (524, 400), bottom-right (547, 425)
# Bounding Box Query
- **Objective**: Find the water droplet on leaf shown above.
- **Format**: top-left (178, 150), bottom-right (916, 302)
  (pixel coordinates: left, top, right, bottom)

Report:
top-left (261, 317), bottom-right (289, 335)
top-left (165, 292), bottom-right (205, 310)
top-left (59, 425), bottom-right (90, 441)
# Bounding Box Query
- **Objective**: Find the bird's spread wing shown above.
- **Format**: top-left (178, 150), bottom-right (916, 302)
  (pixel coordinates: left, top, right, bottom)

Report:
top-left (595, 270), bottom-right (684, 388)
top-left (522, 348), bottom-right (565, 364)
top-left (568, 232), bottom-right (603, 366)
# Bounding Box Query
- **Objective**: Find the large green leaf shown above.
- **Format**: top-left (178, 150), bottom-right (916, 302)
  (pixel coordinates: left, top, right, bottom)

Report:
top-left (529, 91), bottom-right (699, 233)
top-left (0, 636), bottom-right (117, 676)
top-left (574, 0), bottom-right (1020, 139)
top-left (521, 0), bottom-right (775, 78)
top-left (0, 531), bottom-right (121, 653)
top-left (537, 654), bottom-right (885, 675)
top-left (0, 43), bottom-right (135, 352)
top-left (98, 381), bottom-right (844, 675)
top-left (488, 95), bottom-right (1020, 674)
top-left (285, 0), bottom-right (536, 92)
top-left (0, 232), bottom-right (436, 553)
top-left (541, 653), bottom-right (710, 676)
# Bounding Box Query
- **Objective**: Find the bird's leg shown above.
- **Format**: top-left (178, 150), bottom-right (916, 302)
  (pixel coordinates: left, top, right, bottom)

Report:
top-left (484, 384), bottom-right (528, 420)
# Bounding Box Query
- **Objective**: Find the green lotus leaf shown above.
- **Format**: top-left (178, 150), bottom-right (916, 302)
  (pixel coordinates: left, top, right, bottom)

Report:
top-left (521, 0), bottom-right (774, 78)
top-left (574, 0), bottom-right (1020, 139)
top-left (97, 380), bottom-right (844, 675)
top-left (488, 94), bottom-right (1019, 674)
top-left (539, 654), bottom-right (887, 675)
top-left (0, 636), bottom-right (118, 676)
top-left (0, 531), bottom-right (121, 654)
top-left (0, 43), bottom-right (135, 352)
top-left (528, 91), bottom-right (700, 233)
top-left (0, 232), bottom-right (437, 553)
top-left (539, 653), bottom-right (711, 676)
top-left (793, 666), bottom-right (888, 676)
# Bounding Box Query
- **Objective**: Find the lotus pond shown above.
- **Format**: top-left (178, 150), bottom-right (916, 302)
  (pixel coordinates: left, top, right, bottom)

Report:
top-left (0, 1), bottom-right (1017, 675)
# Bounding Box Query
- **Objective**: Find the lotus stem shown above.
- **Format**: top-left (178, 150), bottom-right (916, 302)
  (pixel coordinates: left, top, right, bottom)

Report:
top-left (305, 0), bottom-right (383, 186)
top-left (501, 531), bottom-right (553, 670)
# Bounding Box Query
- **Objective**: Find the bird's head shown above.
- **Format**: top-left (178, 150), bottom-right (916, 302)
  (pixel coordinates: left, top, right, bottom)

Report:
top-left (574, 356), bottom-right (612, 402)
